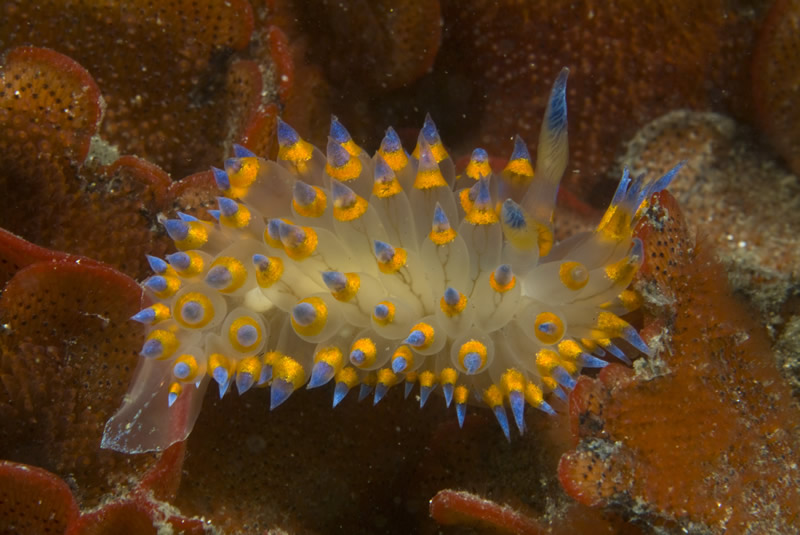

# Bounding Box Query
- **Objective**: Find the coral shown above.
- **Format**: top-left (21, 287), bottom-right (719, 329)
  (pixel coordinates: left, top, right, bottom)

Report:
top-left (0, 46), bottom-right (174, 279)
top-left (0, 46), bottom-right (101, 163)
top-left (0, 236), bottom-right (160, 507)
top-left (558, 191), bottom-right (800, 533)
top-left (0, 461), bottom-right (79, 535)
top-left (0, 34), bottom-right (293, 281)
top-left (0, 230), bottom-right (199, 529)
top-left (0, 46), bottom-right (99, 248)
top-left (0, 453), bottom-right (207, 535)
top-left (0, 0), bottom-right (293, 281)
top-left (429, 489), bottom-right (544, 534)
top-left (429, 489), bottom-right (644, 535)
top-left (752, 0), bottom-right (800, 175)
top-left (1, 0), bottom-right (257, 178)
top-left (67, 499), bottom-right (207, 535)
top-left (616, 110), bottom-right (800, 335)
top-left (274, 0), bottom-right (764, 202)
top-left (0, 227), bottom-right (103, 288)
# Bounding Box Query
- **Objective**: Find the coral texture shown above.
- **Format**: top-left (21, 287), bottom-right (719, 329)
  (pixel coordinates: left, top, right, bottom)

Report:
top-left (1, 0), bottom-right (256, 177)
top-left (0, 241), bottom-right (156, 506)
top-left (0, 461), bottom-right (79, 534)
top-left (559, 191), bottom-right (800, 533)
top-left (615, 109), bottom-right (800, 402)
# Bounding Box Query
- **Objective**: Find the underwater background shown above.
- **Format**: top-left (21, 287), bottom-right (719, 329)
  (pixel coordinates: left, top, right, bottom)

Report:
top-left (0, 0), bottom-right (799, 533)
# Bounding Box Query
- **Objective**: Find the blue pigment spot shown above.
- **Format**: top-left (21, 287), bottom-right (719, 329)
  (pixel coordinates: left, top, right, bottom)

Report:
top-left (205, 266), bottom-right (232, 289)
top-left (293, 181), bottom-right (317, 206)
top-left (143, 276), bottom-right (167, 293)
top-left (174, 362), bottom-right (191, 380)
top-left (463, 352), bottom-right (481, 374)
top-left (236, 324), bottom-right (258, 346)
top-left (163, 219), bottom-right (189, 241)
top-left (373, 304), bottom-right (389, 320)
top-left (292, 302), bottom-right (317, 326)
top-left (166, 252), bottom-right (191, 271)
top-left (181, 301), bottom-right (204, 323)
top-left (141, 339), bottom-right (163, 359)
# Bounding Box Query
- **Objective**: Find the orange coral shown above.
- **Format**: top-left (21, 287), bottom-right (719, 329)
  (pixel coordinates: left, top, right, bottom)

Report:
top-left (558, 191), bottom-right (800, 532)
top-left (0, 46), bottom-right (100, 246)
top-left (0, 232), bottom-right (211, 531)
top-left (0, 47), bottom-right (179, 279)
top-left (0, 41), bottom-right (289, 281)
top-left (0, 46), bottom-right (101, 162)
top-left (1, 0), bottom-right (256, 177)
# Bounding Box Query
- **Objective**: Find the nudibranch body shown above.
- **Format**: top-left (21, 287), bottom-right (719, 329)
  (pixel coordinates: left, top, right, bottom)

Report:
top-left (102, 69), bottom-right (682, 453)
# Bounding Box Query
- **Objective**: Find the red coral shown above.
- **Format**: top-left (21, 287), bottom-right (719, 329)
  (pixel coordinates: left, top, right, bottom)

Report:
top-left (558, 191), bottom-right (800, 532)
top-left (430, 489), bottom-right (544, 535)
top-left (430, 489), bottom-right (644, 535)
top-left (0, 461), bottom-right (80, 535)
top-left (0, 228), bottom-right (104, 288)
top-left (0, 245), bottom-right (160, 507)
top-left (267, 25), bottom-right (295, 104)
top-left (69, 501), bottom-right (162, 535)
top-left (67, 499), bottom-right (206, 535)
top-left (136, 442), bottom-right (188, 503)
top-left (0, 451), bottom-right (199, 535)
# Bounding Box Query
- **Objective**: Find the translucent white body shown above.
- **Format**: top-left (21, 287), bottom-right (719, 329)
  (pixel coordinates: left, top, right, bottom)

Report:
top-left (102, 69), bottom-right (682, 452)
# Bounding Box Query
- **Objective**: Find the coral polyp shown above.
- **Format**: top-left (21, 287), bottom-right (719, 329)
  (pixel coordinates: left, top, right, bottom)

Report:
top-left (102, 69), bottom-right (682, 453)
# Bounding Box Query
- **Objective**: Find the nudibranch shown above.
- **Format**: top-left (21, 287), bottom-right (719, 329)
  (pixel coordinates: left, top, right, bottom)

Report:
top-left (102, 68), bottom-right (682, 453)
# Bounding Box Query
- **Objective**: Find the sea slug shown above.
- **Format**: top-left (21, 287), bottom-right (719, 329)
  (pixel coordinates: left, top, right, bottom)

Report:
top-left (102, 69), bottom-right (682, 453)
